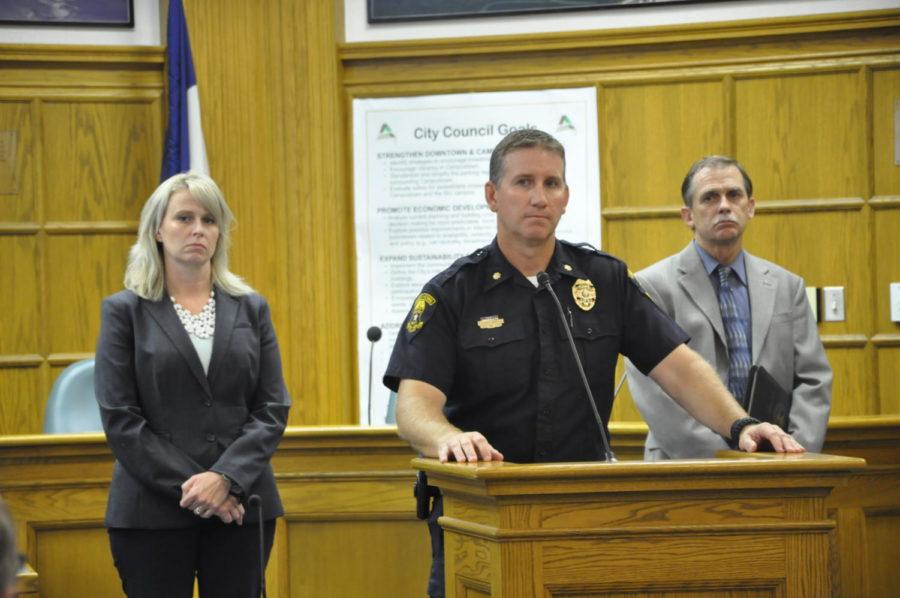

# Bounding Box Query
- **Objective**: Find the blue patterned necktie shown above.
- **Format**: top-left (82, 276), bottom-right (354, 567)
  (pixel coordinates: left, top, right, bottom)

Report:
top-left (717, 265), bottom-right (751, 403)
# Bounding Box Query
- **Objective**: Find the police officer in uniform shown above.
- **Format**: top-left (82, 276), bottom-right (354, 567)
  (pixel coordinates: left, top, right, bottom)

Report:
top-left (384, 129), bottom-right (803, 598)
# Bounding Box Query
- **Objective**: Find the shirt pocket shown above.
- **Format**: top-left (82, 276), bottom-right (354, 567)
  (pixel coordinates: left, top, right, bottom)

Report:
top-left (559, 314), bottom-right (619, 383)
top-left (458, 320), bottom-right (528, 397)
top-left (460, 320), bottom-right (526, 350)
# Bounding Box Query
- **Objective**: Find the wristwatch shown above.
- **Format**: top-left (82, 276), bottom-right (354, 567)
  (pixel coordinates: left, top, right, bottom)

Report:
top-left (729, 416), bottom-right (761, 448)
top-left (220, 473), bottom-right (244, 499)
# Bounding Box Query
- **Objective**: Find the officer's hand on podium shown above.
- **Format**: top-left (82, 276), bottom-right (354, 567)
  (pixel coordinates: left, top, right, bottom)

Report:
top-left (438, 431), bottom-right (504, 463)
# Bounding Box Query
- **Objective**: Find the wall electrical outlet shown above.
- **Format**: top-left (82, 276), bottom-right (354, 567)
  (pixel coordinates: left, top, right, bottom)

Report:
top-left (822, 286), bottom-right (845, 322)
top-left (891, 283), bottom-right (900, 323)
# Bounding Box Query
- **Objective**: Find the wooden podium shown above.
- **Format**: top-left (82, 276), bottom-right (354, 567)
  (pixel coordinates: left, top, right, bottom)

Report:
top-left (414, 453), bottom-right (866, 597)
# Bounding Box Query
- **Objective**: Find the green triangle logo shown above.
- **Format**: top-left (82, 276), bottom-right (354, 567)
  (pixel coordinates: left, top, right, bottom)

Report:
top-left (557, 115), bottom-right (575, 132)
top-left (378, 123), bottom-right (395, 139)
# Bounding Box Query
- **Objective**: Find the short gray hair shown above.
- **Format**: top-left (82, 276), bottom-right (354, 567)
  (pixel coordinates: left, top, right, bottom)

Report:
top-left (124, 172), bottom-right (253, 300)
top-left (489, 129), bottom-right (566, 185)
top-left (681, 156), bottom-right (753, 206)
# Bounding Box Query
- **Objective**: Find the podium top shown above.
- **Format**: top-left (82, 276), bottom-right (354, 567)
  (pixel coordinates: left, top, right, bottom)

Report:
top-left (412, 452), bottom-right (866, 496)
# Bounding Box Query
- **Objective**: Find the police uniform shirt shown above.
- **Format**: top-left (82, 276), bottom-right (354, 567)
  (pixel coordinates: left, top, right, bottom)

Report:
top-left (384, 238), bottom-right (689, 464)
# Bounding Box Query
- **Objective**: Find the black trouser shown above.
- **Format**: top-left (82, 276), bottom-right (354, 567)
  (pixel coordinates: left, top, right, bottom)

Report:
top-left (108, 519), bottom-right (276, 598)
top-left (427, 494), bottom-right (445, 598)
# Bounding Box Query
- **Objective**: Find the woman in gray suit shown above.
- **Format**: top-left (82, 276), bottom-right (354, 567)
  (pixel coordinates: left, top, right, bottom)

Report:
top-left (95, 172), bottom-right (291, 597)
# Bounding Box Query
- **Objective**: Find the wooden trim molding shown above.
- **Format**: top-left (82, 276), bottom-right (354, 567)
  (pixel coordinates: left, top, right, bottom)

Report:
top-left (46, 353), bottom-right (95, 366)
top-left (602, 197), bottom-right (866, 220)
top-left (821, 334), bottom-right (870, 348)
top-left (870, 195), bottom-right (900, 209)
top-left (43, 222), bottom-right (138, 235)
top-left (338, 9), bottom-right (900, 60)
top-left (871, 334), bottom-right (900, 347)
top-left (0, 44), bottom-right (164, 65)
top-left (0, 222), bottom-right (40, 234)
top-left (0, 355), bottom-right (43, 368)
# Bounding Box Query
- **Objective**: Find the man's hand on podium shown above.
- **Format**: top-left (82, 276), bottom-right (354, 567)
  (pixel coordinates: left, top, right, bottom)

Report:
top-left (437, 431), bottom-right (504, 463)
top-left (739, 420), bottom-right (806, 453)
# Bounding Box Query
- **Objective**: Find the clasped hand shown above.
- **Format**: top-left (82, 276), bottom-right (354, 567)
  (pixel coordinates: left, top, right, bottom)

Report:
top-left (179, 471), bottom-right (244, 525)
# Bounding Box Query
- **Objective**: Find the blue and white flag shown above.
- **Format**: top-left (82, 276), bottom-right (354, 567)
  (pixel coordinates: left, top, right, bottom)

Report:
top-left (161, 0), bottom-right (208, 181)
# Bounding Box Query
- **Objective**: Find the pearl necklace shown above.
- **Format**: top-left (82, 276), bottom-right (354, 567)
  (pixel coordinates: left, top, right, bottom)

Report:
top-left (171, 290), bottom-right (216, 339)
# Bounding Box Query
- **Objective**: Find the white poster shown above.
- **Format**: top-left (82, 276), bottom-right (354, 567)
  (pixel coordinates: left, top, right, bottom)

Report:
top-left (353, 88), bottom-right (600, 424)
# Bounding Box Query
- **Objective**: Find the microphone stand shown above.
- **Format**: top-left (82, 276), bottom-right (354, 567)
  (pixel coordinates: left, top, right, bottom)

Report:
top-left (366, 326), bottom-right (382, 425)
top-left (537, 272), bottom-right (617, 462)
top-left (247, 495), bottom-right (266, 598)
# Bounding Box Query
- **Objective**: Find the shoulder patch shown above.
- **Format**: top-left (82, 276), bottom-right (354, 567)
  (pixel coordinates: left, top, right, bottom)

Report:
top-left (405, 292), bottom-right (437, 334)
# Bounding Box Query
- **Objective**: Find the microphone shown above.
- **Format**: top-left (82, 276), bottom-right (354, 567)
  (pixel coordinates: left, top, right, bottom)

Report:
top-left (247, 494), bottom-right (267, 598)
top-left (366, 326), bottom-right (382, 425)
top-left (537, 271), bottom-right (617, 462)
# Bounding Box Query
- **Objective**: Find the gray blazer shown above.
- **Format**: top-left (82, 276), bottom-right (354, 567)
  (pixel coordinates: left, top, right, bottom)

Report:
top-left (95, 288), bottom-right (291, 527)
top-left (625, 243), bottom-right (831, 459)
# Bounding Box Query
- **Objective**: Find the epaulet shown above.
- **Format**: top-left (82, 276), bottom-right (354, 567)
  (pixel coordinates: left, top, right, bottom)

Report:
top-left (561, 239), bottom-right (619, 262)
top-left (432, 244), bottom-right (491, 286)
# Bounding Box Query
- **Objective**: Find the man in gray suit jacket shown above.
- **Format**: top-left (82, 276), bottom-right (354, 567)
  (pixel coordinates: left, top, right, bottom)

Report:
top-left (626, 156), bottom-right (832, 459)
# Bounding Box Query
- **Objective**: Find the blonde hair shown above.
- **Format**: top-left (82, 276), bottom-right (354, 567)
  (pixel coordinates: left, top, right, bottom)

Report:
top-left (124, 172), bottom-right (253, 300)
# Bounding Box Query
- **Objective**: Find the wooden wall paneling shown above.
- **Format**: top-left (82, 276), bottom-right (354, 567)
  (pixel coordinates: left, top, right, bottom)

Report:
top-left (45, 233), bottom-right (134, 357)
top-left (827, 465), bottom-right (900, 598)
top-left (0, 429), bottom-right (429, 598)
top-left (1, 422), bottom-right (896, 597)
top-left (871, 68), bottom-right (900, 196)
top-left (734, 70), bottom-right (865, 200)
top-left (746, 206), bottom-right (874, 414)
top-left (830, 506), bottom-right (869, 597)
top-left (185, 0), bottom-right (353, 425)
top-left (822, 416), bottom-right (900, 598)
top-left (741, 206), bottom-right (868, 299)
top-left (34, 527), bottom-right (120, 598)
top-left (599, 79), bottom-right (726, 210)
top-left (0, 100), bottom-right (34, 220)
top-left (875, 344), bottom-right (900, 414)
top-left (0, 234), bottom-right (39, 355)
top-left (865, 509), bottom-right (900, 598)
top-left (0, 365), bottom-right (42, 435)
top-left (603, 214), bottom-right (691, 272)
top-left (0, 45), bottom-right (164, 434)
top-left (41, 99), bottom-right (161, 222)
top-left (871, 48), bottom-right (900, 412)
top-left (872, 201), bottom-right (900, 414)
top-left (336, 12), bottom-right (900, 425)
top-left (0, 230), bottom-right (42, 434)
top-left (340, 11), bottom-right (900, 89)
top-left (826, 345), bottom-right (876, 416)
top-left (182, 0), bottom-right (293, 332)
top-left (286, 0), bottom-right (355, 425)
top-left (288, 518), bottom-right (430, 596)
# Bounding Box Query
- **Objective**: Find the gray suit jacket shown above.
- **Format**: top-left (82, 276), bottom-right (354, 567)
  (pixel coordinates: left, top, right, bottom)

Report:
top-left (625, 243), bottom-right (831, 459)
top-left (95, 288), bottom-right (291, 527)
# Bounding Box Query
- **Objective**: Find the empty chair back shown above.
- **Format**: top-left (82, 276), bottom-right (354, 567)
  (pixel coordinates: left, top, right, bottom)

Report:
top-left (43, 359), bottom-right (102, 433)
